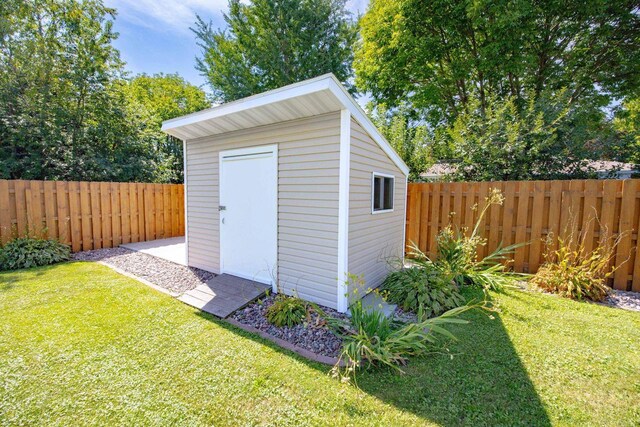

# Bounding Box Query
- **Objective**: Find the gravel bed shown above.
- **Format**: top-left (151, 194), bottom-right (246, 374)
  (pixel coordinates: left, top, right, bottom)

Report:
top-left (231, 295), bottom-right (348, 358)
top-left (604, 290), bottom-right (640, 312)
top-left (72, 247), bottom-right (215, 294)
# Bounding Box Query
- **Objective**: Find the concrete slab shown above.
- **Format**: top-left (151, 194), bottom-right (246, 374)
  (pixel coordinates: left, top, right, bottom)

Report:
top-left (360, 291), bottom-right (397, 318)
top-left (121, 237), bottom-right (186, 266)
top-left (178, 274), bottom-right (270, 318)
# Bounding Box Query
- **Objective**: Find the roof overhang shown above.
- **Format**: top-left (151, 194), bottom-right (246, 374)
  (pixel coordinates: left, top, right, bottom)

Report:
top-left (162, 74), bottom-right (409, 176)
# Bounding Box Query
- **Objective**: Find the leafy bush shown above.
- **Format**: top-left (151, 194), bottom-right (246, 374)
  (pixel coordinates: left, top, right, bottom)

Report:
top-left (531, 228), bottom-right (623, 302)
top-left (381, 266), bottom-right (464, 318)
top-left (0, 237), bottom-right (70, 271)
top-left (410, 188), bottom-right (524, 291)
top-left (265, 295), bottom-right (310, 328)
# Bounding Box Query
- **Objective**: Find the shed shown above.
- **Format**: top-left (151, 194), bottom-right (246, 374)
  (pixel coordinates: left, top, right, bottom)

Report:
top-left (162, 74), bottom-right (409, 312)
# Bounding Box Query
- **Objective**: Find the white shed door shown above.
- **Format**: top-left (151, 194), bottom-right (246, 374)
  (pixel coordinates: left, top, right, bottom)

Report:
top-left (220, 145), bottom-right (277, 287)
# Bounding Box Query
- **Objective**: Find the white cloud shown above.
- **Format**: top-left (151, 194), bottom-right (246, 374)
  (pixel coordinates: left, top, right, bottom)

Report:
top-left (107, 0), bottom-right (229, 34)
top-left (108, 0), bottom-right (370, 33)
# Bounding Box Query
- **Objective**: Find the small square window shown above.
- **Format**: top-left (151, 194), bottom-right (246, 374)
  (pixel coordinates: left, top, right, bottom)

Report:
top-left (372, 173), bottom-right (394, 213)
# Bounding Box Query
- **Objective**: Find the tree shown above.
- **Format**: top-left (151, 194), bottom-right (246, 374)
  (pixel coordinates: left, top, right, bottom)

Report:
top-left (193, 0), bottom-right (357, 103)
top-left (0, 1), bottom-right (205, 183)
top-left (123, 73), bottom-right (210, 182)
top-left (613, 99), bottom-right (640, 165)
top-left (368, 105), bottom-right (434, 181)
top-left (446, 90), bottom-right (603, 181)
top-left (355, 0), bottom-right (640, 126)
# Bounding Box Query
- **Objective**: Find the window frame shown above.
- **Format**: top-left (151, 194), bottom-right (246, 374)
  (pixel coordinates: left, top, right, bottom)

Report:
top-left (371, 172), bottom-right (395, 214)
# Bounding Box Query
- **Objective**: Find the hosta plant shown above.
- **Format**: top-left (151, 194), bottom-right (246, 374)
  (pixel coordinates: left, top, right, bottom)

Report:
top-left (380, 266), bottom-right (465, 319)
top-left (0, 237), bottom-right (70, 271)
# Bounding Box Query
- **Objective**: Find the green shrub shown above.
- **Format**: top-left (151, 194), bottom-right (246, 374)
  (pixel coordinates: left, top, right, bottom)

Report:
top-left (265, 295), bottom-right (309, 328)
top-left (410, 188), bottom-right (524, 291)
top-left (330, 297), bottom-right (470, 379)
top-left (381, 266), bottom-right (464, 318)
top-left (531, 230), bottom-right (621, 302)
top-left (0, 237), bottom-right (71, 271)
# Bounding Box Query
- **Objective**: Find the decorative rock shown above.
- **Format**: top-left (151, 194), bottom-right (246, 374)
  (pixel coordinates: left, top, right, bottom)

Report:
top-left (230, 295), bottom-right (348, 358)
top-left (72, 247), bottom-right (215, 294)
top-left (604, 290), bottom-right (640, 312)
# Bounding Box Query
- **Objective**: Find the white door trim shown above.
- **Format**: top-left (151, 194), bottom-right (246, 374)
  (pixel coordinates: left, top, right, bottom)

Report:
top-left (219, 144), bottom-right (278, 292)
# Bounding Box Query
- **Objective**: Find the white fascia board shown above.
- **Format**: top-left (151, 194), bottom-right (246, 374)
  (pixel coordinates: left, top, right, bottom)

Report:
top-left (161, 74), bottom-right (335, 132)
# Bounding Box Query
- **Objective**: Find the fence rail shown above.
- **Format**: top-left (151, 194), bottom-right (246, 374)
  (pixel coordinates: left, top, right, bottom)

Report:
top-left (406, 179), bottom-right (640, 292)
top-left (0, 180), bottom-right (184, 252)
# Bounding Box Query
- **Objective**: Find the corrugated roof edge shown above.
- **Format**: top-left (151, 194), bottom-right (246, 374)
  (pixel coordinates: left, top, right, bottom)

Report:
top-left (161, 73), bottom-right (410, 176)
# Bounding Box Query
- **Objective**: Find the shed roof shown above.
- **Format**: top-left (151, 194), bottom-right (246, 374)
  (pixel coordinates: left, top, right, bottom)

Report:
top-left (162, 74), bottom-right (409, 175)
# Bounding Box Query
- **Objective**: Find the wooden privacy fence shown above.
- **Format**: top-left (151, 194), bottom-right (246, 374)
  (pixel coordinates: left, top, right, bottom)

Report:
top-left (0, 180), bottom-right (185, 252)
top-left (406, 179), bottom-right (640, 292)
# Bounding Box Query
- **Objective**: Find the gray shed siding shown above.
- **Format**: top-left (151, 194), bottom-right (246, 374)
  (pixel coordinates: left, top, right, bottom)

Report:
top-left (348, 118), bottom-right (406, 294)
top-left (185, 113), bottom-right (341, 309)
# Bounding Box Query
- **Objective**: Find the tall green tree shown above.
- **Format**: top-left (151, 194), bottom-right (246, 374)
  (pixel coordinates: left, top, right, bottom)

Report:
top-left (193, 0), bottom-right (357, 103)
top-left (123, 73), bottom-right (210, 182)
top-left (356, 0), bottom-right (640, 125)
top-left (0, 0), bottom-right (161, 182)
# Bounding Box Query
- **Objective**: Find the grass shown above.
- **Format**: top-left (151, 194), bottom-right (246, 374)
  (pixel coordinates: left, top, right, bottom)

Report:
top-left (1, 262), bottom-right (639, 426)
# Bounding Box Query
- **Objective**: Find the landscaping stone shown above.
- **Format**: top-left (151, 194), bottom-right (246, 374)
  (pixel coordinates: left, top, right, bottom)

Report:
top-left (72, 247), bottom-right (215, 294)
top-left (604, 290), bottom-right (640, 312)
top-left (230, 295), bottom-right (348, 358)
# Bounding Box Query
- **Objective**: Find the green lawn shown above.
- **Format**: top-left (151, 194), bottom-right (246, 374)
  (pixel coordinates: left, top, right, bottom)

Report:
top-left (1, 263), bottom-right (639, 426)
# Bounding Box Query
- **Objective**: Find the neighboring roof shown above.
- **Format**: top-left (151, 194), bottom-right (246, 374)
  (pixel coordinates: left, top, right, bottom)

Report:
top-left (162, 74), bottom-right (409, 176)
top-left (420, 163), bottom-right (457, 178)
top-left (584, 160), bottom-right (637, 172)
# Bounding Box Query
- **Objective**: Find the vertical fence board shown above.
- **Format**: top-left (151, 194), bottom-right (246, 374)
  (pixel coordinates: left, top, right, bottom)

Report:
top-left (129, 183), bottom-right (139, 243)
top-left (67, 182), bottom-right (81, 252)
top-left (56, 181), bottom-right (70, 245)
top-left (528, 181), bottom-right (545, 272)
top-left (0, 181), bottom-right (12, 243)
top-left (137, 183), bottom-right (146, 242)
top-left (79, 182), bottom-right (92, 251)
top-left (120, 184), bottom-right (131, 245)
top-left (14, 180), bottom-right (27, 235)
top-left (89, 182), bottom-right (102, 249)
top-left (582, 180), bottom-right (599, 255)
top-left (614, 179), bottom-right (638, 289)
top-left (154, 184), bottom-right (163, 239)
top-left (29, 181), bottom-right (44, 236)
top-left (163, 185), bottom-right (171, 237)
top-left (43, 181), bottom-right (57, 240)
top-left (112, 183), bottom-right (123, 246)
top-left (100, 182), bottom-right (112, 248)
top-left (488, 182), bottom-right (502, 255)
top-left (428, 183), bottom-right (441, 257)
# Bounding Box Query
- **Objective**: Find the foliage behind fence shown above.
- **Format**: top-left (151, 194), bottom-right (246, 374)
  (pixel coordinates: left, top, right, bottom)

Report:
top-left (406, 179), bottom-right (640, 292)
top-left (0, 180), bottom-right (184, 252)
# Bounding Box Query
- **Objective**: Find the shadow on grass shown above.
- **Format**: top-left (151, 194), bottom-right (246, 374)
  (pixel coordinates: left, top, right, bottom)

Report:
top-left (195, 288), bottom-right (551, 426)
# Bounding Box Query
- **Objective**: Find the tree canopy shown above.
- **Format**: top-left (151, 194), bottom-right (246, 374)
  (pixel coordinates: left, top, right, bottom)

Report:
top-left (193, 0), bottom-right (357, 103)
top-left (356, 0), bottom-right (640, 125)
top-left (0, 1), bottom-right (208, 183)
top-left (355, 0), bottom-right (640, 180)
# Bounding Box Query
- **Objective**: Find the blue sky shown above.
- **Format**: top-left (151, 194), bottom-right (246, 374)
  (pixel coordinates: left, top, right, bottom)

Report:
top-left (106, 0), bottom-right (369, 90)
